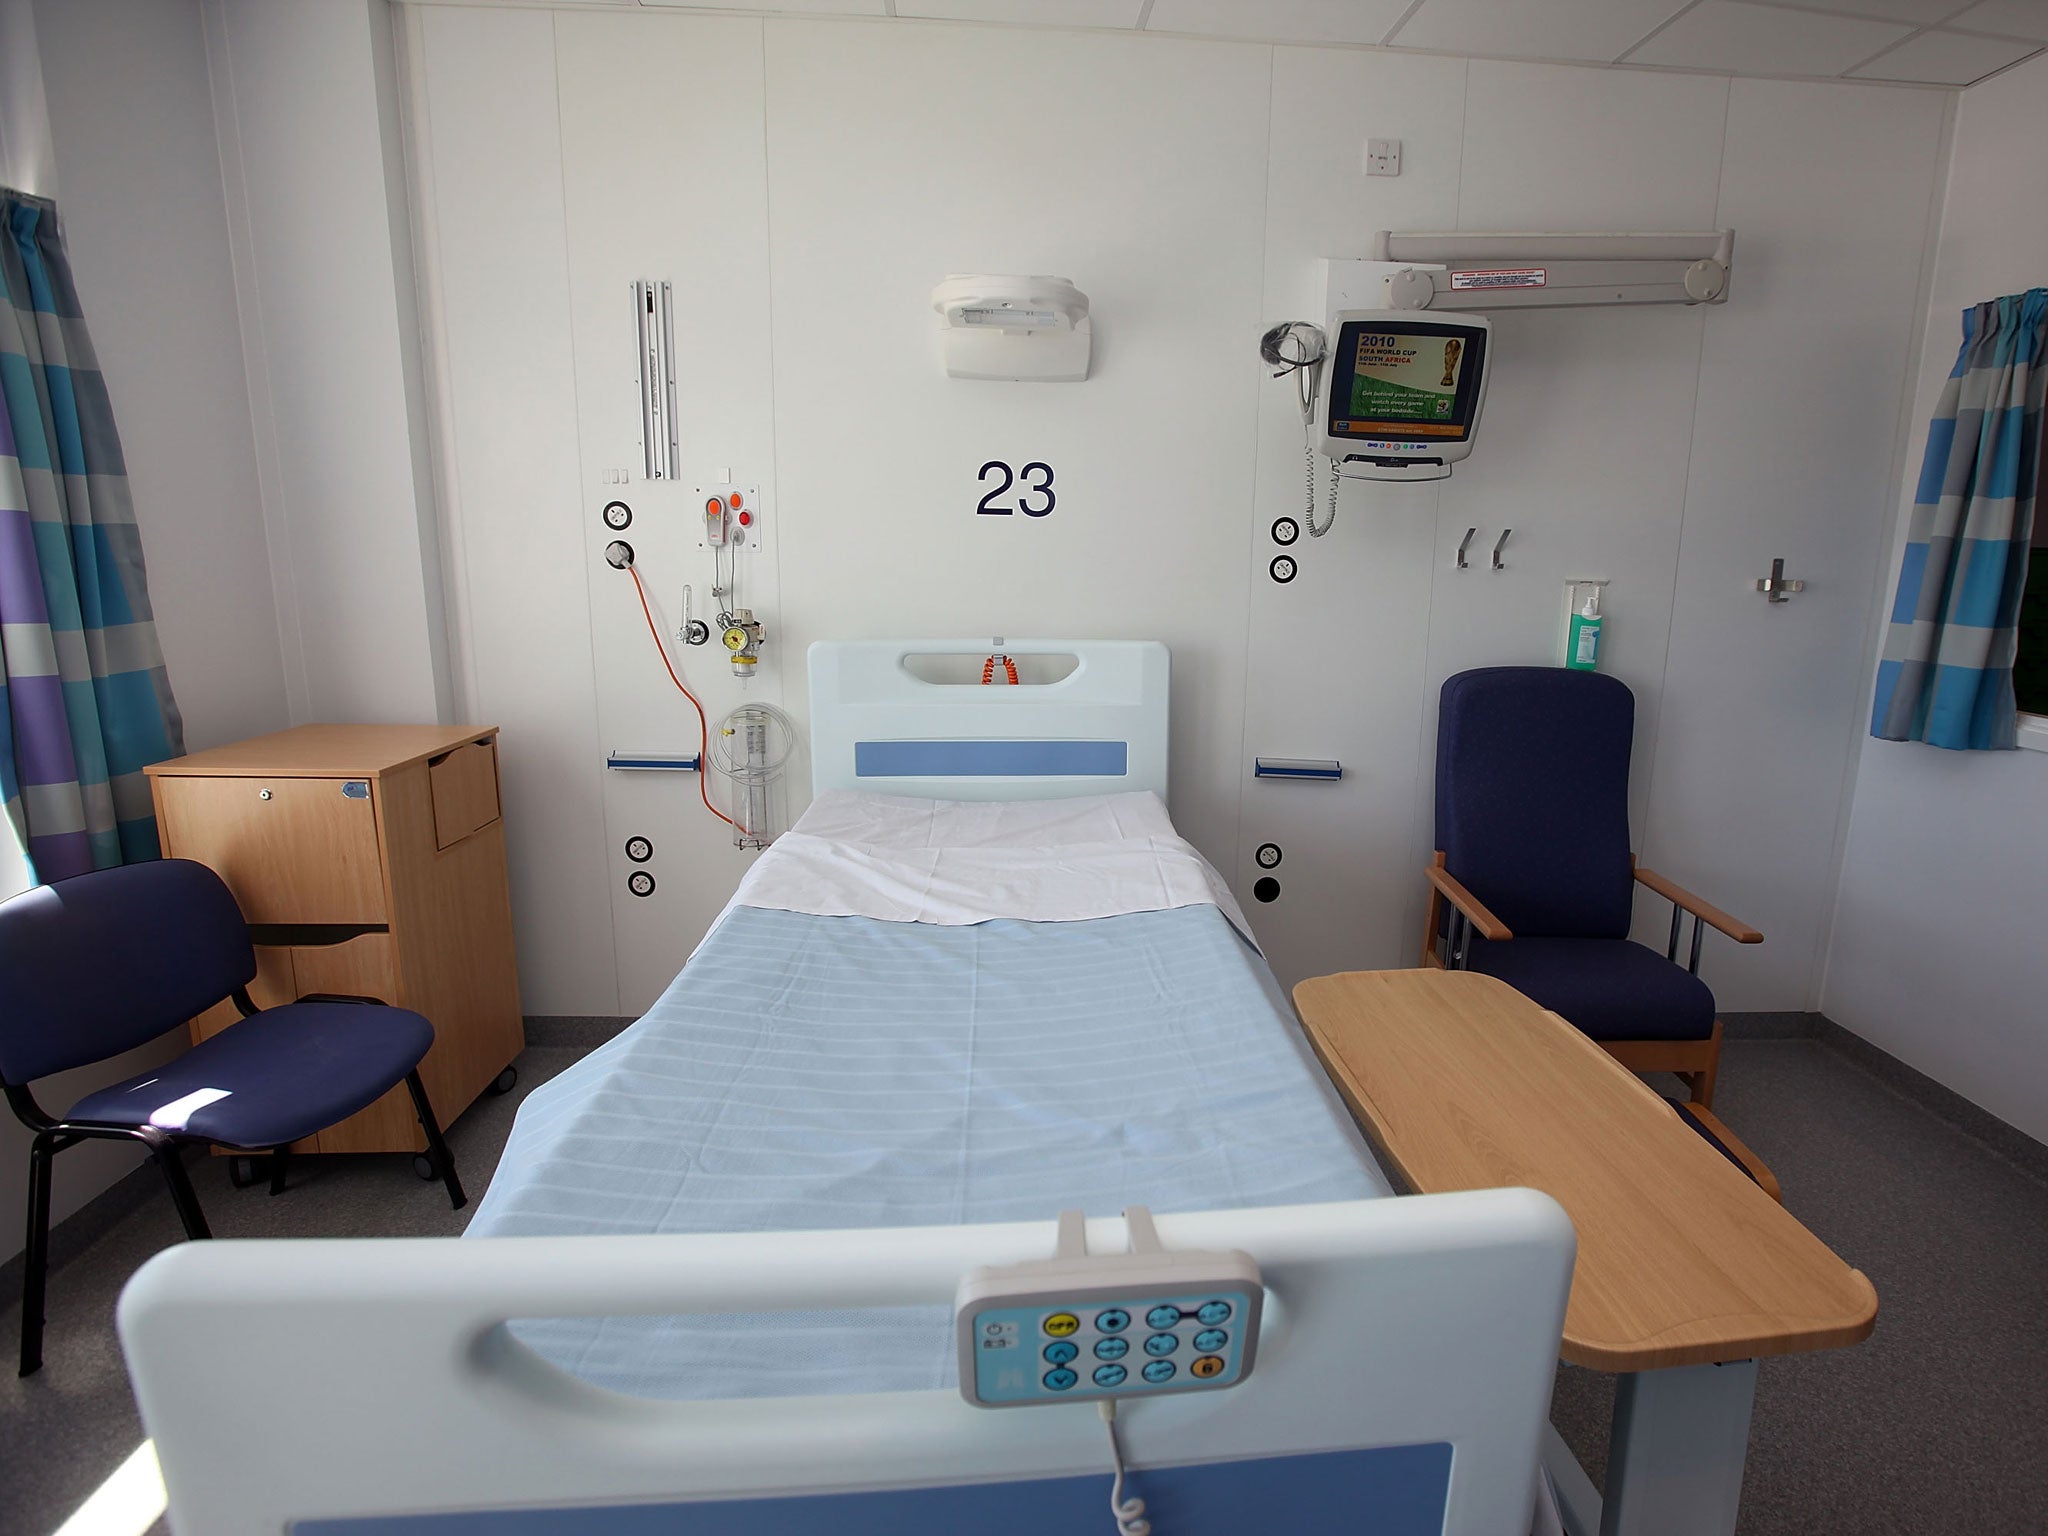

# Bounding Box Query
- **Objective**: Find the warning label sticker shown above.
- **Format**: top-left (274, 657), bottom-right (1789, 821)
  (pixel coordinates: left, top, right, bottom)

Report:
top-left (1450, 267), bottom-right (1546, 291)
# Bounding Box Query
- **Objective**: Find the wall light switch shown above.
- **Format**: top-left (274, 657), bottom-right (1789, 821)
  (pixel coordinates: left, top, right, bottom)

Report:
top-left (1365, 138), bottom-right (1402, 178)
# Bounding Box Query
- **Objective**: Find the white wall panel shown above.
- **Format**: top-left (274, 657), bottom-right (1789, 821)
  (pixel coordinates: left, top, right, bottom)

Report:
top-left (1649, 79), bottom-right (1948, 1009)
top-left (402, 12), bottom-right (1951, 1020)
top-left (762, 20), bottom-right (1272, 871)
top-left (1824, 55), bottom-right (2047, 1140)
top-left (1239, 46), bottom-right (1466, 983)
top-left (210, 0), bottom-right (447, 723)
top-left (554, 9), bottom-right (785, 1012)
top-left (1415, 60), bottom-right (1727, 976)
top-left (409, 6), bottom-right (618, 1014)
top-left (1455, 60), bottom-right (1729, 232)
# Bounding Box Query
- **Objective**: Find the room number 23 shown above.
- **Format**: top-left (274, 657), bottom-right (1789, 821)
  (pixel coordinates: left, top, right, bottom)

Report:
top-left (977, 460), bottom-right (1056, 517)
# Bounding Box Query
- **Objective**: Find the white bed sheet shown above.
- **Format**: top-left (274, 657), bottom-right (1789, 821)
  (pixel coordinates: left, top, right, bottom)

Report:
top-left (729, 789), bottom-right (1256, 942)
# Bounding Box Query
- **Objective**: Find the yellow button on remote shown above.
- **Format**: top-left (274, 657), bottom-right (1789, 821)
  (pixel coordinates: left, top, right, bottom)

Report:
top-left (1191, 1355), bottom-right (1226, 1379)
top-left (1043, 1313), bottom-right (1080, 1338)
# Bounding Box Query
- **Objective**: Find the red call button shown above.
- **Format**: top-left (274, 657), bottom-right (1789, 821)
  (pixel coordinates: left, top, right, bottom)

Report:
top-left (737, 510), bottom-right (753, 526)
top-left (705, 497), bottom-right (725, 517)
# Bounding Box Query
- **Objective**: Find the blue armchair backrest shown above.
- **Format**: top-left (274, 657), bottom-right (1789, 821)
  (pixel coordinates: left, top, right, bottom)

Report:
top-left (1435, 667), bottom-right (1636, 940)
top-left (0, 859), bottom-right (256, 1086)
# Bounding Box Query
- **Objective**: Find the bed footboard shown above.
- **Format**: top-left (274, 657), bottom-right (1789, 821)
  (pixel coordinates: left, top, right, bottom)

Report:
top-left (120, 1191), bottom-right (1573, 1535)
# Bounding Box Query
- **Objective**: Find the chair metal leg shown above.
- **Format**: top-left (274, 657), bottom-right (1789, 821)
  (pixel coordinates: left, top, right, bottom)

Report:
top-left (155, 1145), bottom-right (213, 1242)
top-left (268, 1144), bottom-right (292, 1196)
top-left (19, 1132), bottom-right (56, 1377)
top-left (404, 1071), bottom-right (467, 1211)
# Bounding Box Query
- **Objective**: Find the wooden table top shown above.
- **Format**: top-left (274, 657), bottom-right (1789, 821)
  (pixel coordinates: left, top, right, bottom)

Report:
top-left (1295, 969), bottom-right (1878, 1373)
top-left (145, 724), bottom-right (499, 780)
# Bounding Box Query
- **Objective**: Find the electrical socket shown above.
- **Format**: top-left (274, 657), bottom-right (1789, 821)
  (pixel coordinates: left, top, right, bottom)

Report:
top-left (1365, 138), bottom-right (1402, 177)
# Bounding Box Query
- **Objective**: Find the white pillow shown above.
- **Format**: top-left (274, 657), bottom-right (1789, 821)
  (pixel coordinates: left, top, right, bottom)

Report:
top-left (791, 788), bottom-right (1177, 850)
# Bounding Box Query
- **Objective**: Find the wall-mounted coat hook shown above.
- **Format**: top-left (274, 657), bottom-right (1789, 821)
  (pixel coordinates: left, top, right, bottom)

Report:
top-left (1755, 558), bottom-right (1806, 603)
top-left (1491, 529), bottom-right (1512, 571)
top-left (1456, 528), bottom-right (1477, 570)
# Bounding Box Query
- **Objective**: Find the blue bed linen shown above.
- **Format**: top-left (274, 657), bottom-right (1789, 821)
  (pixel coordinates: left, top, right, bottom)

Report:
top-left (466, 903), bottom-right (1389, 1400)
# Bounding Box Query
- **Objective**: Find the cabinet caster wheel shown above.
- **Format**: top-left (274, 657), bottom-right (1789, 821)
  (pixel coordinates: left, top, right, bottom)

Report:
top-left (488, 1065), bottom-right (518, 1096)
top-left (412, 1153), bottom-right (439, 1182)
top-left (228, 1156), bottom-right (259, 1189)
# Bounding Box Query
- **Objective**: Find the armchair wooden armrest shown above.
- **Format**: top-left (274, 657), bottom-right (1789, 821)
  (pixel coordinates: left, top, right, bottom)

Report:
top-left (1426, 860), bottom-right (1513, 942)
top-left (1634, 867), bottom-right (1762, 944)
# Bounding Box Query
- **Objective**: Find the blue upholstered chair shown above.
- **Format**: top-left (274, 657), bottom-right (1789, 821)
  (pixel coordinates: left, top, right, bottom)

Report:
top-left (0, 859), bottom-right (466, 1376)
top-left (1423, 667), bottom-right (1762, 1107)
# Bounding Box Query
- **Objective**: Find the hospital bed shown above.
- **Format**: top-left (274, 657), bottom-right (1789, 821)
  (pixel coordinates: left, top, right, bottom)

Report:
top-left (120, 639), bottom-right (1579, 1534)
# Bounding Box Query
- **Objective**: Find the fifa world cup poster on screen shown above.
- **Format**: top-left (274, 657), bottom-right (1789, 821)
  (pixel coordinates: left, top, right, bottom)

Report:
top-left (1346, 331), bottom-right (1463, 434)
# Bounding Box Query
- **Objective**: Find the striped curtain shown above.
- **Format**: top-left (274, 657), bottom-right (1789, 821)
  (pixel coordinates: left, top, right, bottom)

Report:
top-left (0, 190), bottom-right (182, 881)
top-left (1872, 289), bottom-right (2047, 751)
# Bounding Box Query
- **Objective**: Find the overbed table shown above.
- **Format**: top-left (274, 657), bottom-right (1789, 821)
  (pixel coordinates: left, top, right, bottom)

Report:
top-left (1294, 969), bottom-right (1878, 1536)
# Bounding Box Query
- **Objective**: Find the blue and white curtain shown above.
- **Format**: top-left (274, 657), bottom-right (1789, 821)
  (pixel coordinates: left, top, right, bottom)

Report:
top-left (1872, 289), bottom-right (2047, 751)
top-left (0, 189), bottom-right (182, 881)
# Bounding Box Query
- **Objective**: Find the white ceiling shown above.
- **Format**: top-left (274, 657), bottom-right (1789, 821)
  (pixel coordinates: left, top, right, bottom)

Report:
top-left (528, 0), bottom-right (2048, 86)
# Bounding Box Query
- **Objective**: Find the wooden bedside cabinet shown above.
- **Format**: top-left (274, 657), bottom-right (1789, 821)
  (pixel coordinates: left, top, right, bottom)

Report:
top-left (144, 725), bottom-right (525, 1157)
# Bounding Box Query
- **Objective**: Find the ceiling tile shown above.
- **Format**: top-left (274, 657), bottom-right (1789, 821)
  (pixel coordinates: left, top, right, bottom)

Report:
top-left (1392, 0), bottom-right (1694, 64)
top-left (898, 0), bottom-right (1147, 24)
top-left (1849, 25), bottom-right (2041, 77)
top-left (1945, 0), bottom-right (2048, 39)
top-left (1143, 0), bottom-right (1417, 47)
top-left (640, 0), bottom-right (888, 12)
top-left (1629, 1), bottom-right (1912, 74)
top-left (1758, 0), bottom-right (1976, 22)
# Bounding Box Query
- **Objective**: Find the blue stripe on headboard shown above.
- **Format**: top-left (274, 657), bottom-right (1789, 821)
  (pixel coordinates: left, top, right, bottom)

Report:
top-left (854, 739), bottom-right (1129, 778)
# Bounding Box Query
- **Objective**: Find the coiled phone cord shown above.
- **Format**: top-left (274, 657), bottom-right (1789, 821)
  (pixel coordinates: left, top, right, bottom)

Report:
top-left (1262, 321), bottom-right (1335, 540)
top-left (1100, 1401), bottom-right (1152, 1535)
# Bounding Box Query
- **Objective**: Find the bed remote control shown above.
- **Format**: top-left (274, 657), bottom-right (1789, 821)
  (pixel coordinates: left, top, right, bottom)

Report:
top-left (956, 1207), bottom-right (1262, 1407)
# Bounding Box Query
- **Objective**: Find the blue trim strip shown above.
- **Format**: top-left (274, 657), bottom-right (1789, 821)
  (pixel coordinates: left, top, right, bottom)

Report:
top-left (1254, 759), bottom-right (1343, 781)
top-left (855, 739), bottom-right (1129, 778)
top-left (607, 753), bottom-right (703, 772)
top-left (292, 1441), bottom-right (1452, 1535)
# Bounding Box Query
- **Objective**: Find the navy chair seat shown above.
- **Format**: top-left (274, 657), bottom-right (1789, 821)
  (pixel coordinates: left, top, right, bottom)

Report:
top-left (1463, 937), bottom-right (1717, 1043)
top-left (65, 1003), bottom-right (435, 1150)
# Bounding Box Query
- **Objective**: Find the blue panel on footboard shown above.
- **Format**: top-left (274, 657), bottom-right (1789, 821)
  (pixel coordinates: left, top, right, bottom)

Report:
top-left (293, 1441), bottom-right (1452, 1535)
top-left (854, 738), bottom-right (1129, 778)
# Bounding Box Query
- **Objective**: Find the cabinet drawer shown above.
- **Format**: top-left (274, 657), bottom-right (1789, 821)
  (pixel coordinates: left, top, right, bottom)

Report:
top-left (156, 776), bottom-right (386, 925)
top-left (429, 739), bottom-right (500, 850)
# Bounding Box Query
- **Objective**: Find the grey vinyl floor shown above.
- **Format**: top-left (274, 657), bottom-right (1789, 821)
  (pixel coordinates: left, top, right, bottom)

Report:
top-left (3, 1036), bottom-right (2045, 1535)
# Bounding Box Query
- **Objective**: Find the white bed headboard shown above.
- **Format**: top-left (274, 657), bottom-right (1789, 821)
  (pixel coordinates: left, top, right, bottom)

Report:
top-left (808, 639), bottom-right (1170, 801)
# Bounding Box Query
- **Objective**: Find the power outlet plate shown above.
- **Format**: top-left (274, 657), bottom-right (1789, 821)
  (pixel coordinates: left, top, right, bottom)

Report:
top-left (1365, 138), bottom-right (1402, 177)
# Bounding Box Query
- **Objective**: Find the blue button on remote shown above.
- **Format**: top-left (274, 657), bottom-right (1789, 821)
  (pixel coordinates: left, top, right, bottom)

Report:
top-left (1095, 1308), bottom-right (1130, 1333)
top-left (1094, 1336), bottom-right (1129, 1361)
top-left (1194, 1328), bottom-right (1228, 1352)
top-left (1044, 1367), bottom-right (1078, 1391)
top-left (1143, 1332), bottom-right (1179, 1357)
top-left (1196, 1300), bottom-right (1232, 1326)
top-left (1043, 1340), bottom-right (1078, 1365)
top-left (1093, 1363), bottom-right (1128, 1388)
top-left (1145, 1305), bottom-right (1183, 1330)
top-left (1141, 1359), bottom-right (1176, 1384)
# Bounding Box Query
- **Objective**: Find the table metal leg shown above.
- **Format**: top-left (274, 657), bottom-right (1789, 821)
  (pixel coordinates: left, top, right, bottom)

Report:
top-left (1540, 1422), bottom-right (1603, 1536)
top-left (1600, 1359), bottom-right (1757, 1536)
